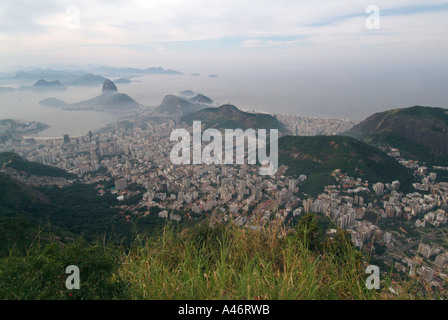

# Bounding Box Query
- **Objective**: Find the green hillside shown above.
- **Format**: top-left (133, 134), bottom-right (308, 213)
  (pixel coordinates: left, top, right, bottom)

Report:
top-left (0, 152), bottom-right (75, 179)
top-left (183, 104), bottom-right (289, 133)
top-left (345, 106), bottom-right (448, 165)
top-left (278, 135), bottom-right (414, 196)
top-left (157, 94), bottom-right (208, 115)
top-left (0, 154), bottom-right (436, 299)
top-left (0, 175), bottom-right (167, 253)
top-left (0, 153), bottom-right (166, 256)
top-left (0, 173), bottom-right (55, 256)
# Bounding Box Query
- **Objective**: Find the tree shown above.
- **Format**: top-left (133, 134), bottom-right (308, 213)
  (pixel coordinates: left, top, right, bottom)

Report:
top-left (295, 213), bottom-right (323, 252)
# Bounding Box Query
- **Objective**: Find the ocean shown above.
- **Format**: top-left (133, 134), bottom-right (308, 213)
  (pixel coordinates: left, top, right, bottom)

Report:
top-left (0, 66), bottom-right (446, 137)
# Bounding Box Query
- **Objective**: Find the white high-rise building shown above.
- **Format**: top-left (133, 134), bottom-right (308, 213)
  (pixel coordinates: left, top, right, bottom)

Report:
top-left (373, 182), bottom-right (384, 196)
top-left (392, 180), bottom-right (400, 191)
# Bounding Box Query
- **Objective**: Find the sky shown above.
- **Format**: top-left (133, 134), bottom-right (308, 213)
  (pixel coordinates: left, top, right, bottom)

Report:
top-left (1, 1), bottom-right (447, 118)
top-left (1, 0), bottom-right (448, 70)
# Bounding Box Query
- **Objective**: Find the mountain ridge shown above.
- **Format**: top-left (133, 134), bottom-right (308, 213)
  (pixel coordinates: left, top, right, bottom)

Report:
top-left (41, 79), bottom-right (141, 111)
top-left (278, 135), bottom-right (414, 196)
top-left (157, 94), bottom-right (210, 115)
top-left (182, 104), bottom-right (289, 133)
top-left (345, 105), bottom-right (448, 165)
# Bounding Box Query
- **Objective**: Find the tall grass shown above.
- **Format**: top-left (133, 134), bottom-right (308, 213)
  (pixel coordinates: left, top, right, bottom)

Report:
top-left (1, 219), bottom-right (443, 300)
top-left (119, 222), bottom-right (383, 300)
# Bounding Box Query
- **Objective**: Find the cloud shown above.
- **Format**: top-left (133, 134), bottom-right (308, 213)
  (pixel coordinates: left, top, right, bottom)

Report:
top-left (240, 38), bottom-right (306, 48)
top-left (0, 0), bottom-right (448, 68)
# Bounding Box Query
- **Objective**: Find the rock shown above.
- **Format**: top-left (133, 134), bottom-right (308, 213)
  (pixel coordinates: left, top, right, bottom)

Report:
top-left (102, 79), bottom-right (118, 93)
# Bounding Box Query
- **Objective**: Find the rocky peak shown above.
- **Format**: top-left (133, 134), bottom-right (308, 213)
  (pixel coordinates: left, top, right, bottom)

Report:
top-left (102, 79), bottom-right (118, 93)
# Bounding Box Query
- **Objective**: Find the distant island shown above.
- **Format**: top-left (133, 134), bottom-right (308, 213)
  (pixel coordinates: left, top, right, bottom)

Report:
top-left (63, 73), bottom-right (107, 86)
top-left (33, 79), bottom-right (64, 88)
top-left (89, 66), bottom-right (183, 77)
top-left (2, 66), bottom-right (183, 88)
top-left (39, 79), bottom-right (141, 112)
top-left (12, 70), bottom-right (106, 87)
top-left (18, 79), bottom-right (66, 92)
top-left (64, 79), bottom-right (141, 112)
top-left (38, 97), bottom-right (68, 108)
top-left (114, 78), bottom-right (132, 84)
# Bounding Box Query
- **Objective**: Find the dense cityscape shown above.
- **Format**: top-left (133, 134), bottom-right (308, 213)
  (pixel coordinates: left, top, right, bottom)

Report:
top-left (1, 107), bottom-right (448, 293)
top-left (2, 0), bottom-right (448, 308)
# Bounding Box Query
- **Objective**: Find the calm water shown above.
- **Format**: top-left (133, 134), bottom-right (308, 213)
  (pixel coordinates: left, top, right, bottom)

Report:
top-left (1, 66), bottom-right (447, 137)
top-left (1, 69), bottom-right (316, 138)
top-left (0, 86), bottom-right (120, 137)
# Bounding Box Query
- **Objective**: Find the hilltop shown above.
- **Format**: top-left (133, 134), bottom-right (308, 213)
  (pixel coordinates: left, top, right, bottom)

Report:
top-left (178, 90), bottom-right (196, 97)
top-left (114, 78), bottom-right (132, 84)
top-left (157, 94), bottom-right (211, 115)
top-left (7, 66), bottom-right (182, 84)
top-left (67, 79), bottom-right (140, 111)
top-left (278, 135), bottom-right (414, 196)
top-left (33, 79), bottom-right (64, 88)
top-left (345, 106), bottom-right (448, 165)
top-left (190, 93), bottom-right (213, 104)
top-left (38, 97), bottom-right (67, 107)
top-left (41, 80), bottom-right (141, 110)
top-left (64, 73), bottom-right (107, 86)
top-left (12, 70), bottom-right (106, 87)
top-left (182, 104), bottom-right (289, 133)
top-left (17, 79), bottom-right (66, 92)
top-left (89, 66), bottom-right (183, 77)
top-left (73, 93), bottom-right (140, 111)
top-left (102, 79), bottom-right (118, 93)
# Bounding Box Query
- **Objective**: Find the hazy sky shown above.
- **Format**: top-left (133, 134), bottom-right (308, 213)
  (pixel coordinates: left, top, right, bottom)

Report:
top-left (1, 0), bottom-right (448, 70)
top-left (1, 1), bottom-right (448, 118)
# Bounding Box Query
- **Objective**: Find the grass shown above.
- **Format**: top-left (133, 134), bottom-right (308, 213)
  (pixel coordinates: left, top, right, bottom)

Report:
top-left (119, 222), bottom-right (384, 300)
top-left (0, 219), bottom-right (444, 300)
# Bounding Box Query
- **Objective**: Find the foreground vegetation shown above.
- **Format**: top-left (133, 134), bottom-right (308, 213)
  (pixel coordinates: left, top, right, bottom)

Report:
top-left (0, 215), bottom-right (439, 300)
